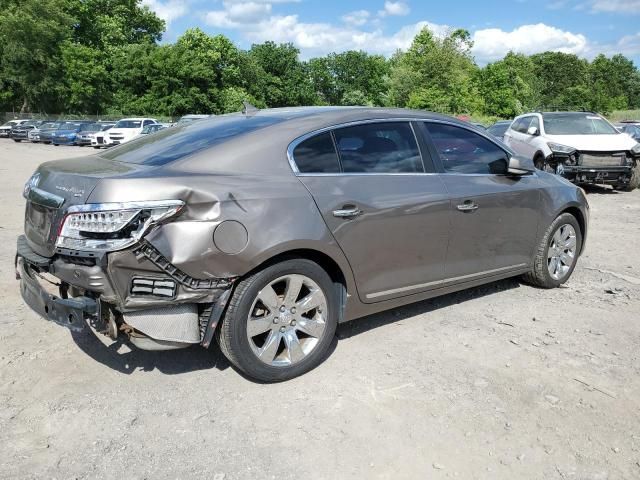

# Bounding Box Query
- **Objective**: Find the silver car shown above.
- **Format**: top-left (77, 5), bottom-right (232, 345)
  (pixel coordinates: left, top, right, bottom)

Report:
top-left (17, 107), bottom-right (589, 381)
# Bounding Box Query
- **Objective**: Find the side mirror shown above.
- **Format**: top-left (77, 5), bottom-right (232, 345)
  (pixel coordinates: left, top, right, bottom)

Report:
top-left (507, 155), bottom-right (535, 175)
top-left (527, 126), bottom-right (539, 136)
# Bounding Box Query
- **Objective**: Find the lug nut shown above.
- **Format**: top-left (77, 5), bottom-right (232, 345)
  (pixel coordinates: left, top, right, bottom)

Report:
top-left (290, 307), bottom-right (296, 314)
top-left (273, 317), bottom-right (279, 324)
top-left (290, 320), bottom-right (296, 327)
top-left (279, 326), bottom-right (286, 333)
top-left (280, 306), bottom-right (286, 312)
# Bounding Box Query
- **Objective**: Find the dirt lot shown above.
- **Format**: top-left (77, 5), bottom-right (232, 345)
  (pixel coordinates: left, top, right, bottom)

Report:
top-left (1, 140), bottom-right (639, 480)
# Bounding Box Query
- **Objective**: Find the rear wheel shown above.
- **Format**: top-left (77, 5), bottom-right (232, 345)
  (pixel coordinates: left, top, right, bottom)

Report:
top-left (217, 259), bottom-right (338, 382)
top-left (13, 139), bottom-right (21, 142)
top-left (523, 213), bottom-right (582, 288)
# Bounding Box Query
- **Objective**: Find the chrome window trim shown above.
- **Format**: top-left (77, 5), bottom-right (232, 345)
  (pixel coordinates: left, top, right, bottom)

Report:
top-left (366, 263), bottom-right (528, 299)
top-left (287, 117), bottom-right (515, 176)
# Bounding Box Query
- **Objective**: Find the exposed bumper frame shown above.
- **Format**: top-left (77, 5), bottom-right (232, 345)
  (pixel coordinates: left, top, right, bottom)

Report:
top-left (17, 256), bottom-right (97, 332)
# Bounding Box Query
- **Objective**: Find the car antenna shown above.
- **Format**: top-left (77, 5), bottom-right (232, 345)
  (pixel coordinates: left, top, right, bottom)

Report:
top-left (242, 101), bottom-right (259, 116)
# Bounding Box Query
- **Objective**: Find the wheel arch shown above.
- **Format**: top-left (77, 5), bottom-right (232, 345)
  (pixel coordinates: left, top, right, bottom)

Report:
top-left (239, 247), bottom-right (354, 322)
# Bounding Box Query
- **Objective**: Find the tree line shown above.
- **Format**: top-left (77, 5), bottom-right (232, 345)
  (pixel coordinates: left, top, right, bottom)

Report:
top-left (1, 0), bottom-right (639, 119)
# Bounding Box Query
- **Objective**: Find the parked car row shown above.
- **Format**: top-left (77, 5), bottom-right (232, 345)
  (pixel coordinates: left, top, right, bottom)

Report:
top-left (485, 112), bottom-right (640, 191)
top-left (0, 114), bottom-right (210, 148)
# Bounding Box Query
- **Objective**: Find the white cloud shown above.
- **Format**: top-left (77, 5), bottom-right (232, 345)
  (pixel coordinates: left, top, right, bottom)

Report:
top-left (590, 0), bottom-right (640, 13)
top-left (342, 10), bottom-right (370, 27)
top-left (206, 1), bottom-right (273, 27)
top-left (141, 0), bottom-right (188, 24)
top-left (224, 15), bottom-right (450, 57)
top-left (472, 23), bottom-right (589, 63)
top-left (379, 1), bottom-right (410, 17)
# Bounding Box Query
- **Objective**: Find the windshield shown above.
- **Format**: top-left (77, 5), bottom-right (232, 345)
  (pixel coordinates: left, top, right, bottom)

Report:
top-left (114, 120), bottom-right (142, 128)
top-left (39, 123), bottom-right (55, 129)
top-left (99, 114), bottom-right (283, 166)
top-left (80, 123), bottom-right (102, 132)
top-left (543, 113), bottom-right (618, 135)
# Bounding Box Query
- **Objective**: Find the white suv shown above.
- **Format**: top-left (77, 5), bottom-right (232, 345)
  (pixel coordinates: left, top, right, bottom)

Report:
top-left (104, 118), bottom-right (158, 146)
top-left (504, 111), bottom-right (640, 190)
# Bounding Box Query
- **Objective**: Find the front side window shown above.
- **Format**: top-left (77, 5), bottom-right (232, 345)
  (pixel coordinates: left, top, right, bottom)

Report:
top-left (333, 122), bottom-right (423, 173)
top-left (529, 116), bottom-right (540, 132)
top-left (293, 132), bottom-right (341, 173)
top-left (426, 123), bottom-right (509, 175)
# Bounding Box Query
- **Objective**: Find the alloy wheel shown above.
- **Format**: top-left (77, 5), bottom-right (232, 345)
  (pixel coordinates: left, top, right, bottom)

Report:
top-left (246, 274), bottom-right (328, 367)
top-left (547, 224), bottom-right (577, 280)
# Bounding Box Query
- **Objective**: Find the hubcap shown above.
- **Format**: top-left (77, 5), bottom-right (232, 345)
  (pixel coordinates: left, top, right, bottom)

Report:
top-left (246, 274), bottom-right (328, 367)
top-left (547, 224), bottom-right (577, 280)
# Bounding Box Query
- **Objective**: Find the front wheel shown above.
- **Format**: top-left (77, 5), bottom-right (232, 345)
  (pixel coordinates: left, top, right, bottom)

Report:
top-left (217, 259), bottom-right (339, 382)
top-left (13, 139), bottom-right (21, 142)
top-left (523, 213), bottom-right (582, 288)
top-left (620, 165), bottom-right (640, 191)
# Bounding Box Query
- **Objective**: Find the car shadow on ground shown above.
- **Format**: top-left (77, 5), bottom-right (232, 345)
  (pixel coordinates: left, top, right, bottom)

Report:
top-left (70, 328), bottom-right (231, 375)
top-left (582, 184), bottom-right (619, 195)
top-left (69, 278), bottom-right (520, 378)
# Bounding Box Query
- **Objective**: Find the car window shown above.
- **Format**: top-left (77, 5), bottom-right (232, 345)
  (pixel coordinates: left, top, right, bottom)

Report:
top-left (293, 132), bottom-right (341, 173)
top-left (529, 116), bottom-right (540, 132)
top-left (425, 123), bottom-right (509, 175)
top-left (510, 118), bottom-right (525, 133)
top-left (333, 122), bottom-right (423, 173)
top-left (143, 120), bottom-right (154, 126)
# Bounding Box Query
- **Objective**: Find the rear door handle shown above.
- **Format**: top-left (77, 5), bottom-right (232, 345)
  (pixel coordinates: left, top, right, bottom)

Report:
top-left (456, 202), bottom-right (479, 212)
top-left (333, 207), bottom-right (362, 219)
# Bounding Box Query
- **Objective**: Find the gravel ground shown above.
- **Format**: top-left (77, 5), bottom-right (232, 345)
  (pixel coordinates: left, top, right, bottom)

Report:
top-left (1, 141), bottom-right (639, 480)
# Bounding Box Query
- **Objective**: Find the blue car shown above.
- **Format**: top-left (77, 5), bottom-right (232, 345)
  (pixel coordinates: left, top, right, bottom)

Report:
top-left (51, 121), bottom-right (93, 146)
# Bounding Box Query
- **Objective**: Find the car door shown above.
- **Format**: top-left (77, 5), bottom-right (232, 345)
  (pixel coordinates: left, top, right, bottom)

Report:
top-left (421, 121), bottom-right (541, 281)
top-left (291, 121), bottom-right (451, 303)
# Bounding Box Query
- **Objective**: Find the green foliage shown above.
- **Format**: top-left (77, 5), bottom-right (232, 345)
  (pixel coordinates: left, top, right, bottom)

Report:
top-left (308, 50), bottom-right (390, 106)
top-left (1, 9), bottom-right (640, 120)
top-left (388, 27), bottom-right (480, 114)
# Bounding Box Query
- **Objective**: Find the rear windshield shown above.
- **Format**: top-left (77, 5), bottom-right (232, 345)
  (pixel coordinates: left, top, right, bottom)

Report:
top-left (99, 114), bottom-right (283, 166)
top-left (114, 120), bottom-right (142, 128)
top-left (543, 113), bottom-right (618, 135)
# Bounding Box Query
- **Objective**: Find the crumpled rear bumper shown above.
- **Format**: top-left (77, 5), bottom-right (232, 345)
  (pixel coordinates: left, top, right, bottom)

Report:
top-left (17, 256), bottom-right (97, 332)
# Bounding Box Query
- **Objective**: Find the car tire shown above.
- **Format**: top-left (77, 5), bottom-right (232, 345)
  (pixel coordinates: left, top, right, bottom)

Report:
top-left (217, 258), bottom-right (339, 382)
top-left (13, 139), bottom-right (21, 142)
top-left (533, 153), bottom-right (545, 171)
top-left (620, 165), bottom-right (640, 191)
top-left (523, 213), bottom-right (582, 289)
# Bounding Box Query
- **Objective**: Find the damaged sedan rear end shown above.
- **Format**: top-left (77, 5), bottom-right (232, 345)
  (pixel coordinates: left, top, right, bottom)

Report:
top-left (17, 107), bottom-right (589, 382)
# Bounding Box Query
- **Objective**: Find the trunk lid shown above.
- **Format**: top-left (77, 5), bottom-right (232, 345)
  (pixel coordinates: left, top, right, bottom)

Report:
top-left (24, 156), bottom-right (149, 257)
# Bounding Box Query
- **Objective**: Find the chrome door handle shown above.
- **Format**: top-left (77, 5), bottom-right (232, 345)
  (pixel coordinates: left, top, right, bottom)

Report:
top-left (333, 208), bottom-right (362, 219)
top-left (456, 203), bottom-right (479, 212)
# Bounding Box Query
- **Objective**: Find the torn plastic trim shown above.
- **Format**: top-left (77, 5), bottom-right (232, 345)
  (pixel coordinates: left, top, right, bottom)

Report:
top-left (133, 241), bottom-right (237, 290)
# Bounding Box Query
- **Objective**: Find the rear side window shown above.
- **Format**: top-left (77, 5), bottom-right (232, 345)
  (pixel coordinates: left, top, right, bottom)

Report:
top-left (425, 123), bottom-right (509, 175)
top-left (293, 133), bottom-right (341, 173)
top-left (333, 122), bottom-right (423, 173)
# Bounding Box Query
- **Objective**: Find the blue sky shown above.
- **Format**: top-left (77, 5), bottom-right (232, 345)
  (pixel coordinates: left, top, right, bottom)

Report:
top-left (142, 0), bottom-right (640, 64)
